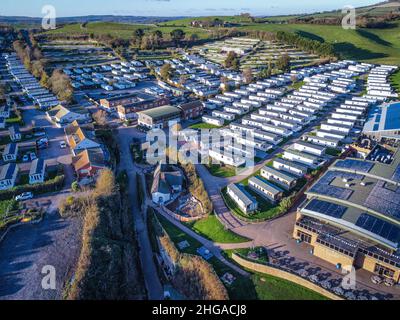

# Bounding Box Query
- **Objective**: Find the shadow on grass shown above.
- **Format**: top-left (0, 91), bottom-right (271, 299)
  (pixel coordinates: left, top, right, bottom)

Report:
top-left (356, 29), bottom-right (392, 47)
top-left (296, 30), bottom-right (324, 43)
top-left (333, 42), bottom-right (388, 60)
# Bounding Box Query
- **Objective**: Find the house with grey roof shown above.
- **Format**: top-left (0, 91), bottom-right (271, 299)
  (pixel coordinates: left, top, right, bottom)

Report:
top-left (29, 158), bottom-right (46, 184)
top-left (151, 164), bottom-right (184, 204)
top-left (9, 125), bottom-right (21, 142)
top-left (2, 143), bottom-right (18, 162)
top-left (248, 176), bottom-right (283, 204)
top-left (0, 163), bottom-right (18, 190)
top-left (227, 183), bottom-right (258, 214)
top-left (261, 165), bottom-right (298, 190)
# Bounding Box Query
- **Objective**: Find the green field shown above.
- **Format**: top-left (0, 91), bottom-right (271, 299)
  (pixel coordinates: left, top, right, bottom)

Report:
top-left (390, 69), bottom-right (400, 94)
top-left (206, 163), bottom-right (237, 178)
top-left (185, 214), bottom-right (249, 244)
top-left (237, 22), bottom-right (400, 65)
top-left (43, 19), bottom-right (400, 65)
top-left (44, 22), bottom-right (211, 40)
top-left (157, 213), bottom-right (327, 300)
top-left (189, 123), bottom-right (221, 129)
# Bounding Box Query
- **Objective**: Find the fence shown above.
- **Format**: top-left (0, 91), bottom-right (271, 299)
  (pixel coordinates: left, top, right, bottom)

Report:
top-left (232, 253), bottom-right (343, 300)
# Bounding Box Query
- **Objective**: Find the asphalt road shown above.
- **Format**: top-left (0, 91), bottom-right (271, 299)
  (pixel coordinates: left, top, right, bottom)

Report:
top-left (0, 211), bottom-right (81, 300)
top-left (116, 126), bottom-right (164, 300)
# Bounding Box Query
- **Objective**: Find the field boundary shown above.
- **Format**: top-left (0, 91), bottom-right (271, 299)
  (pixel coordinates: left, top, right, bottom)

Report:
top-left (231, 253), bottom-right (343, 300)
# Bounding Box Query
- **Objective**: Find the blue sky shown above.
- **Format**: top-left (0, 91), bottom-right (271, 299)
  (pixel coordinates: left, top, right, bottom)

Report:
top-left (1, 0), bottom-right (378, 17)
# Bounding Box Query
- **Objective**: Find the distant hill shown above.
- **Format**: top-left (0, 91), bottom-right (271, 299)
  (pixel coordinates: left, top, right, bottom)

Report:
top-left (0, 15), bottom-right (186, 26)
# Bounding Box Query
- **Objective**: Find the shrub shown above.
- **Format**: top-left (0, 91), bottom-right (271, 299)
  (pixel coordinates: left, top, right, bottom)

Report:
top-left (71, 181), bottom-right (80, 192)
top-left (0, 175), bottom-right (65, 201)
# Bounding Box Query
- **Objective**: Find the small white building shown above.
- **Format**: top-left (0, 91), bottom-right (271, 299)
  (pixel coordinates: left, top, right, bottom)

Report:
top-left (227, 183), bottom-right (258, 214)
top-left (0, 163), bottom-right (18, 190)
top-left (29, 158), bottom-right (46, 184)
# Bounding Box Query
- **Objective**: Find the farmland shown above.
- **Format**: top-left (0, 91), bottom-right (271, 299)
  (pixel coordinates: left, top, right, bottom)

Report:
top-left (237, 22), bottom-right (400, 65)
top-left (44, 21), bottom-right (211, 40)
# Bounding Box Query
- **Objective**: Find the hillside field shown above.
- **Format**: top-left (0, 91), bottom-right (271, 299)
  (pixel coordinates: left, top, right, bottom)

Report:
top-left (44, 21), bottom-right (211, 39)
top-left (44, 20), bottom-right (400, 65)
top-left (237, 22), bottom-right (400, 65)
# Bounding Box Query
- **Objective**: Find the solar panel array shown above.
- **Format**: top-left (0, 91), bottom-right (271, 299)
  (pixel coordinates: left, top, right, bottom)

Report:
top-left (364, 180), bottom-right (400, 219)
top-left (305, 199), bottom-right (347, 219)
top-left (356, 213), bottom-right (400, 244)
top-left (334, 159), bottom-right (373, 173)
top-left (309, 171), bottom-right (358, 200)
top-left (392, 164), bottom-right (400, 183)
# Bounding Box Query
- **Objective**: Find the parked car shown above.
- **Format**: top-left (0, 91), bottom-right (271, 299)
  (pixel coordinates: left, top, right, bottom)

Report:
top-left (15, 192), bottom-right (34, 201)
top-left (29, 152), bottom-right (37, 161)
top-left (59, 141), bottom-right (67, 149)
top-left (22, 154), bottom-right (29, 162)
top-left (33, 131), bottom-right (46, 137)
top-left (37, 138), bottom-right (49, 145)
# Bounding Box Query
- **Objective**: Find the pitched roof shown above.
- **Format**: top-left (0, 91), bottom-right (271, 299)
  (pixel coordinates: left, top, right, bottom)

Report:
top-left (0, 163), bottom-right (17, 180)
top-left (72, 148), bottom-right (106, 172)
top-left (138, 105), bottom-right (181, 120)
top-left (29, 158), bottom-right (46, 176)
top-left (178, 100), bottom-right (203, 111)
top-left (227, 183), bottom-right (257, 207)
top-left (151, 163), bottom-right (183, 195)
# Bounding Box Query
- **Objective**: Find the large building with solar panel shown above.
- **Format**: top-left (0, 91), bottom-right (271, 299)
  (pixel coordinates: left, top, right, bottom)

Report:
top-left (363, 102), bottom-right (400, 141)
top-left (293, 150), bottom-right (400, 284)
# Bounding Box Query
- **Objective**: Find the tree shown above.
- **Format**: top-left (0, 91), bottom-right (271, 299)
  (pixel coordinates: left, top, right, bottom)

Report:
top-left (95, 169), bottom-right (118, 197)
top-left (92, 109), bottom-right (108, 127)
top-left (160, 63), bottom-right (173, 81)
top-left (170, 29), bottom-right (185, 45)
top-left (242, 67), bottom-right (253, 84)
top-left (40, 72), bottom-right (49, 88)
top-left (224, 51), bottom-right (239, 70)
top-left (134, 28), bottom-right (144, 40)
top-left (48, 69), bottom-right (73, 102)
top-left (71, 181), bottom-right (80, 192)
top-left (187, 33), bottom-right (199, 42)
top-left (276, 53), bottom-right (291, 72)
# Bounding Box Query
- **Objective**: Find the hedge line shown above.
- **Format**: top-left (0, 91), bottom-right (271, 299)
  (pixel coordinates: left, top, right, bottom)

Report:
top-left (0, 175), bottom-right (65, 201)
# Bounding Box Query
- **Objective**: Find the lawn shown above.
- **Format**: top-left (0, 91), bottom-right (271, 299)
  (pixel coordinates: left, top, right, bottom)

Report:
top-left (156, 212), bottom-right (328, 300)
top-left (0, 199), bottom-right (18, 217)
top-left (390, 69), bottom-right (400, 95)
top-left (45, 22), bottom-right (211, 40)
top-left (252, 273), bottom-right (328, 300)
top-left (206, 163), bottom-right (237, 178)
top-left (189, 123), bottom-right (221, 130)
top-left (185, 214), bottom-right (249, 244)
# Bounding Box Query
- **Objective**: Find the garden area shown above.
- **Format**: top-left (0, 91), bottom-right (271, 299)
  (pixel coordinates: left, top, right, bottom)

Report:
top-left (156, 212), bottom-right (328, 300)
top-left (185, 214), bottom-right (249, 244)
top-left (206, 163), bottom-right (237, 178)
top-left (189, 123), bottom-right (221, 130)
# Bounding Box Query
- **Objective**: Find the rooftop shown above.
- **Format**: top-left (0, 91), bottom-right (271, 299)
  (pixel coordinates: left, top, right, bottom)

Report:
top-left (363, 101), bottom-right (400, 134)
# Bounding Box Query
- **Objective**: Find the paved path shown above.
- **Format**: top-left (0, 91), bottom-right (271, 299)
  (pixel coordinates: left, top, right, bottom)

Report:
top-left (150, 203), bottom-right (250, 277)
top-left (117, 126), bottom-right (164, 300)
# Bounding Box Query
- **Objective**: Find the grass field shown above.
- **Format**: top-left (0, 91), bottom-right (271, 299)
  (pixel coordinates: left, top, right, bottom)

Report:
top-left (206, 163), bottom-right (237, 178)
top-left (44, 19), bottom-right (400, 65)
top-left (189, 123), bottom-right (221, 129)
top-left (157, 212), bottom-right (327, 300)
top-left (185, 214), bottom-right (249, 244)
top-left (45, 22), bottom-right (211, 40)
top-left (390, 69), bottom-right (400, 94)
top-left (237, 22), bottom-right (400, 65)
